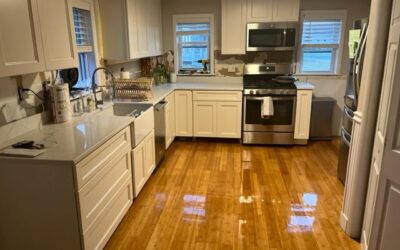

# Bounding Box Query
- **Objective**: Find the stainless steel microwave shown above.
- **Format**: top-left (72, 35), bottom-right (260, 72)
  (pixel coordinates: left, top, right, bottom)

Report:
top-left (246, 22), bottom-right (298, 52)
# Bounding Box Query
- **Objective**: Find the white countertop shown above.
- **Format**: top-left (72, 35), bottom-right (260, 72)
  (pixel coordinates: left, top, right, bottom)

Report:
top-left (0, 80), bottom-right (315, 163)
top-left (0, 109), bottom-right (134, 163)
top-left (295, 82), bottom-right (315, 90)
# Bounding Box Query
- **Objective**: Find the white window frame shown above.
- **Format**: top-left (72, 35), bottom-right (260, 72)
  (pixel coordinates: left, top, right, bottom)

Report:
top-left (173, 14), bottom-right (215, 75)
top-left (71, 0), bottom-right (101, 87)
top-left (297, 10), bottom-right (347, 75)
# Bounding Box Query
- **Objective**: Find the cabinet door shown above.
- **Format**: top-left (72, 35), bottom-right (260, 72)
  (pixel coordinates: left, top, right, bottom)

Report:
top-left (221, 0), bottom-right (247, 55)
top-left (0, 0), bottom-right (46, 77)
top-left (144, 130), bottom-right (155, 178)
top-left (132, 143), bottom-right (145, 197)
top-left (247, 0), bottom-right (274, 22)
top-left (175, 91), bottom-right (193, 137)
top-left (294, 90), bottom-right (313, 140)
top-left (193, 101), bottom-right (217, 137)
top-left (134, 0), bottom-right (149, 58)
top-left (273, 0), bottom-right (300, 22)
top-left (216, 102), bottom-right (242, 138)
top-left (37, 0), bottom-right (78, 70)
top-left (147, 0), bottom-right (163, 56)
top-left (165, 92), bottom-right (175, 149)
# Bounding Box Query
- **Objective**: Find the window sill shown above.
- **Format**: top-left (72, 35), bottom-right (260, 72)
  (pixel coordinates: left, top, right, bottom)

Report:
top-left (295, 73), bottom-right (346, 77)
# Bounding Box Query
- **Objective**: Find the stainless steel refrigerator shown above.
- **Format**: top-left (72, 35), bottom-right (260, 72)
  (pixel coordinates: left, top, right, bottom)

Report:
top-left (337, 19), bottom-right (369, 184)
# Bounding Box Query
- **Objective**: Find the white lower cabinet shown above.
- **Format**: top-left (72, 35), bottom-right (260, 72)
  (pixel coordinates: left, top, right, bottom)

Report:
top-left (193, 101), bottom-right (217, 137)
top-left (216, 102), bottom-right (242, 138)
top-left (165, 92), bottom-right (176, 149)
top-left (294, 90), bottom-right (313, 140)
top-left (175, 90), bottom-right (193, 137)
top-left (76, 127), bottom-right (133, 250)
top-left (132, 130), bottom-right (155, 197)
top-left (193, 91), bottom-right (242, 139)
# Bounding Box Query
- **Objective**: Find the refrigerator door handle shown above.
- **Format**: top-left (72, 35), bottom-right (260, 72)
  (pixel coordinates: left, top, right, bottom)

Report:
top-left (353, 23), bottom-right (368, 107)
top-left (356, 25), bottom-right (368, 95)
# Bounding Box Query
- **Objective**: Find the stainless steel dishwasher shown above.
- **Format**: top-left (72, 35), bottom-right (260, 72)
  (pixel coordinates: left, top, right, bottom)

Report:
top-left (154, 100), bottom-right (167, 167)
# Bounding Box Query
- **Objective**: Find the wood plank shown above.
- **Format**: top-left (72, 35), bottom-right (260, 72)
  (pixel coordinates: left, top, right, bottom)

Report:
top-left (105, 140), bottom-right (360, 250)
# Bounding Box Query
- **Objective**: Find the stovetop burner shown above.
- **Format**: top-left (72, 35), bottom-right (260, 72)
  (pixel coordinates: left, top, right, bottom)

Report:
top-left (243, 63), bottom-right (297, 95)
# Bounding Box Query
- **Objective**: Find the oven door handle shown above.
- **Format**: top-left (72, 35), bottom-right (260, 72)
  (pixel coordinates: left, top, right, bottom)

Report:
top-left (245, 96), bottom-right (296, 101)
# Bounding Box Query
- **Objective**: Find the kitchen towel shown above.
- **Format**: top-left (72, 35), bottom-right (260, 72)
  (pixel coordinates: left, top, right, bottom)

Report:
top-left (261, 97), bottom-right (274, 118)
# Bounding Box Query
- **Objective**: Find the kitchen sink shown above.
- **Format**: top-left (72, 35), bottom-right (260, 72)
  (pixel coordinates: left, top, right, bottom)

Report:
top-left (111, 102), bottom-right (154, 147)
top-left (112, 103), bottom-right (153, 118)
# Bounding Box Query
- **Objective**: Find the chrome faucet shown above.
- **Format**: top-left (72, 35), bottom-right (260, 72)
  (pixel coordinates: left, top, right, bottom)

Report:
top-left (91, 67), bottom-right (115, 109)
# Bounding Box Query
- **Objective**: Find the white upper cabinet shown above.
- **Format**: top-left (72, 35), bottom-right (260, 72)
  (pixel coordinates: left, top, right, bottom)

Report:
top-left (247, 0), bottom-right (274, 22)
top-left (247, 0), bottom-right (300, 22)
top-left (273, 0), bottom-right (300, 22)
top-left (37, 0), bottom-right (78, 70)
top-left (98, 0), bottom-right (163, 60)
top-left (0, 0), bottom-right (46, 77)
top-left (221, 0), bottom-right (247, 55)
top-left (0, 0), bottom-right (78, 78)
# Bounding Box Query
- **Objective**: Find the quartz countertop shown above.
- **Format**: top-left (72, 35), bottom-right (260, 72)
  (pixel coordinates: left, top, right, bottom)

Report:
top-left (0, 108), bottom-right (134, 164)
top-left (295, 82), bottom-right (315, 90)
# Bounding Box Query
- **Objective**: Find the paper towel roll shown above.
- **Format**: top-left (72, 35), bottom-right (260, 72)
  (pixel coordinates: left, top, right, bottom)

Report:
top-left (51, 84), bottom-right (72, 123)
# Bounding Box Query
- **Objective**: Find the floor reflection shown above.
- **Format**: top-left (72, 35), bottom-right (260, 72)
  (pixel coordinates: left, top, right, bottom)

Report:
top-left (288, 193), bottom-right (318, 232)
top-left (182, 194), bottom-right (206, 223)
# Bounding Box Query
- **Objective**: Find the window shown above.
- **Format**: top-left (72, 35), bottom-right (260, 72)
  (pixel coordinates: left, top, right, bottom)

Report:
top-left (72, 3), bottom-right (98, 89)
top-left (173, 14), bottom-right (214, 74)
top-left (299, 10), bottom-right (347, 74)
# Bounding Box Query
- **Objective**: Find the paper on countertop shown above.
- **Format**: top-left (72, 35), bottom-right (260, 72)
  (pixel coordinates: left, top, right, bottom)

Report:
top-left (0, 148), bottom-right (46, 158)
top-left (349, 29), bottom-right (361, 59)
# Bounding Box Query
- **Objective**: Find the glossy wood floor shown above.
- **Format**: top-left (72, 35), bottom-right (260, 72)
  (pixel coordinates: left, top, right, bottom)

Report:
top-left (106, 139), bottom-right (360, 250)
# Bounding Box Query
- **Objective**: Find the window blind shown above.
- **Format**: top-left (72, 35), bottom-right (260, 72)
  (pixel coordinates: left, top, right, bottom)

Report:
top-left (302, 20), bottom-right (342, 45)
top-left (73, 8), bottom-right (93, 47)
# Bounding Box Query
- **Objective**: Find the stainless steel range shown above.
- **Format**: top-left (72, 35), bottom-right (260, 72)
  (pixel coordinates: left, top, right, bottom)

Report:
top-left (242, 63), bottom-right (297, 145)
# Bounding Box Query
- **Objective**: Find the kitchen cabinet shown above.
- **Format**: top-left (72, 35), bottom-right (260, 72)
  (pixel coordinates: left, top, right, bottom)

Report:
top-left (221, 0), bottom-right (247, 55)
top-left (36, 0), bottom-right (78, 71)
top-left (165, 92), bottom-right (176, 149)
top-left (216, 102), bottom-right (242, 138)
top-left (0, 0), bottom-right (77, 78)
top-left (193, 101), bottom-right (217, 137)
top-left (132, 130), bottom-right (155, 197)
top-left (247, 0), bottom-right (300, 22)
top-left (98, 0), bottom-right (163, 60)
top-left (294, 90), bottom-right (313, 140)
top-left (0, 126), bottom-right (133, 250)
top-left (175, 90), bottom-right (193, 137)
top-left (0, 0), bottom-right (45, 77)
top-left (193, 91), bottom-right (242, 139)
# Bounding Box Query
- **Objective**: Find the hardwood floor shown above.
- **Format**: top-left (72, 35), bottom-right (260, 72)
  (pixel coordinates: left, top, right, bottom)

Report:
top-left (105, 140), bottom-right (360, 250)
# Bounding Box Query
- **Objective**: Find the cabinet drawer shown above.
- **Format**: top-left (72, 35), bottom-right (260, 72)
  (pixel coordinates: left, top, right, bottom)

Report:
top-left (76, 127), bottom-right (131, 189)
top-left (78, 148), bottom-right (131, 233)
top-left (193, 91), bottom-right (242, 102)
top-left (82, 177), bottom-right (133, 250)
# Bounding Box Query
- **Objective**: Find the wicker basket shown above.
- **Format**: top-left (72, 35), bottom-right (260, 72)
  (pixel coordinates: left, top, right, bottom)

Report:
top-left (114, 77), bottom-right (153, 100)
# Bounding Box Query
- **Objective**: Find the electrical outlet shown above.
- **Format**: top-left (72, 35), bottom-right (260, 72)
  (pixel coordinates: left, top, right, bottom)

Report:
top-left (228, 65), bottom-right (236, 73)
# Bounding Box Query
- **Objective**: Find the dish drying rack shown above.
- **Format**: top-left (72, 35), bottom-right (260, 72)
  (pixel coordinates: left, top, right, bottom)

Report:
top-left (113, 77), bottom-right (153, 100)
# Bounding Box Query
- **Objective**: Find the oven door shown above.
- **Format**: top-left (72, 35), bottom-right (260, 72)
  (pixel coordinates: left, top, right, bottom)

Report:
top-left (243, 95), bottom-right (296, 132)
